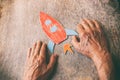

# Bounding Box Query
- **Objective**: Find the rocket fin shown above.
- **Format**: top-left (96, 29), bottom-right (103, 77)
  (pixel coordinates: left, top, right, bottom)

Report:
top-left (47, 40), bottom-right (55, 53)
top-left (65, 29), bottom-right (78, 36)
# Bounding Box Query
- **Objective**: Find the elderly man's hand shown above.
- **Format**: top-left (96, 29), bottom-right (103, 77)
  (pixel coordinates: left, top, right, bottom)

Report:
top-left (23, 41), bottom-right (58, 80)
top-left (72, 19), bottom-right (108, 59)
top-left (72, 19), bottom-right (114, 80)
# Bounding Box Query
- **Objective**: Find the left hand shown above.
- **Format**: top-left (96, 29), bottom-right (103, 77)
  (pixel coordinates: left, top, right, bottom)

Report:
top-left (23, 41), bottom-right (58, 80)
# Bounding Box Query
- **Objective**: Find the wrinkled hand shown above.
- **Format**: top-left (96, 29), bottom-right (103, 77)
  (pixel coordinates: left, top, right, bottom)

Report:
top-left (23, 41), bottom-right (58, 80)
top-left (72, 19), bottom-right (114, 80)
top-left (72, 19), bottom-right (108, 58)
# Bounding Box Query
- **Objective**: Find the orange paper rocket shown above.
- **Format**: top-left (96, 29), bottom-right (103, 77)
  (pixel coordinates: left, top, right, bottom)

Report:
top-left (40, 12), bottom-right (66, 44)
top-left (40, 12), bottom-right (78, 53)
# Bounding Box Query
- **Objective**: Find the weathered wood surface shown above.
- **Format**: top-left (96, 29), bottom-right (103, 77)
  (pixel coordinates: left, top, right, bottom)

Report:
top-left (0, 0), bottom-right (120, 80)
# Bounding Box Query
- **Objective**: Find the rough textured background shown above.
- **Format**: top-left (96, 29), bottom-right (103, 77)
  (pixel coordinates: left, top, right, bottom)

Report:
top-left (0, 0), bottom-right (120, 80)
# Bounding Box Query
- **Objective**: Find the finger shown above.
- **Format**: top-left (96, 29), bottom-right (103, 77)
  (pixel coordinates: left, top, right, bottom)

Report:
top-left (34, 41), bottom-right (42, 56)
top-left (71, 36), bottom-right (79, 49)
top-left (81, 19), bottom-right (92, 32)
top-left (39, 43), bottom-right (47, 62)
top-left (93, 20), bottom-right (101, 32)
top-left (31, 42), bottom-right (37, 56)
top-left (84, 19), bottom-right (95, 30)
top-left (47, 54), bottom-right (58, 70)
top-left (77, 24), bottom-right (85, 36)
top-left (27, 48), bottom-right (32, 58)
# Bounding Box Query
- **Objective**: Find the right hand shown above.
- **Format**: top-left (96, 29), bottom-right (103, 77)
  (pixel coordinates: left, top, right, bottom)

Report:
top-left (72, 19), bottom-right (108, 59)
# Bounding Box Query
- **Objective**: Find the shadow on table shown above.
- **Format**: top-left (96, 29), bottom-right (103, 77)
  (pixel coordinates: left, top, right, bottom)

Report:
top-left (0, 69), bottom-right (12, 80)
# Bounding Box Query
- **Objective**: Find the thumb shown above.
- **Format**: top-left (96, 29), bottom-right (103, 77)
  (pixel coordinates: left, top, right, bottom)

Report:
top-left (47, 54), bottom-right (58, 70)
top-left (71, 36), bottom-right (79, 50)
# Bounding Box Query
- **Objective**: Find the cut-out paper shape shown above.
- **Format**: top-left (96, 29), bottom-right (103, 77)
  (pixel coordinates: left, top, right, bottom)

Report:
top-left (48, 40), bottom-right (55, 53)
top-left (65, 29), bottom-right (78, 35)
top-left (40, 12), bottom-right (66, 44)
top-left (40, 12), bottom-right (78, 53)
top-left (63, 43), bottom-right (73, 54)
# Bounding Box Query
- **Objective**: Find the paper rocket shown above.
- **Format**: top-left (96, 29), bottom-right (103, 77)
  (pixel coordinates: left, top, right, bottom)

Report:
top-left (40, 12), bottom-right (78, 53)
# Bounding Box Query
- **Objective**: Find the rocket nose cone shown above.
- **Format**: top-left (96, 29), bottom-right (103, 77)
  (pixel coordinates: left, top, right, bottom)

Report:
top-left (40, 12), bottom-right (44, 16)
top-left (40, 12), bottom-right (46, 23)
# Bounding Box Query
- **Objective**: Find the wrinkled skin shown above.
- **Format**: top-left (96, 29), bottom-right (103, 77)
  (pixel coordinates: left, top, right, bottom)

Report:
top-left (72, 19), bottom-right (114, 80)
top-left (23, 19), bottom-right (114, 80)
top-left (23, 41), bottom-right (58, 80)
top-left (72, 19), bottom-right (108, 58)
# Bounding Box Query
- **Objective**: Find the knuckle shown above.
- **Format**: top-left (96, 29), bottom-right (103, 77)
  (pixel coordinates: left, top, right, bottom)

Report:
top-left (87, 30), bottom-right (92, 33)
top-left (40, 56), bottom-right (45, 62)
top-left (80, 32), bottom-right (87, 37)
top-left (33, 54), bottom-right (38, 59)
top-left (39, 60), bottom-right (44, 65)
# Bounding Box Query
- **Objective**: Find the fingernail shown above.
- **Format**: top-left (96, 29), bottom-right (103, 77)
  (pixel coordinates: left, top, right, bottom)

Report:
top-left (38, 41), bottom-right (41, 43)
top-left (34, 42), bottom-right (37, 45)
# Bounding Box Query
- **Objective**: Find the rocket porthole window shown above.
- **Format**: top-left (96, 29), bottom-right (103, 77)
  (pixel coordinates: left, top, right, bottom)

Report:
top-left (45, 19), bottom-right (51, 26)
top-left (50, 25), bottom-right (58, 32)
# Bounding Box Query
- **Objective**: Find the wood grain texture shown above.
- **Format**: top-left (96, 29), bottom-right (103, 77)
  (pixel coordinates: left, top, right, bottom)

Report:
top-left (0, 0), bottom-right (120, 80)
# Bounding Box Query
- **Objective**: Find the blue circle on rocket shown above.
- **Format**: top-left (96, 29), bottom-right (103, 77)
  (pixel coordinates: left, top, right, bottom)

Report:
top-left (50, 25), bottom-right (58, 32)
top-left (45, 19), bottom-right (51, 25)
